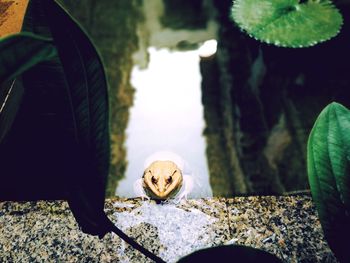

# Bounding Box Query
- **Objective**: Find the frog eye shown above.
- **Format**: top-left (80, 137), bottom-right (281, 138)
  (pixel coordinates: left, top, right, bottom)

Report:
top-left (151, 176), bottom-right (157, 184)
top-left (143, 170), bottom-right (152, 178)
top-left (166, 176), bottom-right (173, 184)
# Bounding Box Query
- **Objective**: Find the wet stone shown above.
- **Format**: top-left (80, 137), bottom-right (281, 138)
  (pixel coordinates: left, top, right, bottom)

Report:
top-left (0, 196), bottom-right (337, 262)
top-left (111, 198), bottom-right (230, 262)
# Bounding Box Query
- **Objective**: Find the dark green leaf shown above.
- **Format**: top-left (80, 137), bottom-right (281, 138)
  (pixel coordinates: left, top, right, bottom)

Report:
top-left (18, 0), bottom-right (110, 236)
top-left (0, 33), bottom-right (56, 83)
top-left (48, 1), bottom-right (110, 237)
top-left (0, 2), bottom-right (165, 262)
top-left (231, 0), bottom-right (343, 47)
top-left (0, 79), bottom-right (24, 143)
top-left (0, 0), bottom-right (110, 235)
top-left (0, 33), bottom-right (56, 143)
top-left (178, 245), bottom-right (282, 263)
top-left (307, 102), bottom-right (350, 262)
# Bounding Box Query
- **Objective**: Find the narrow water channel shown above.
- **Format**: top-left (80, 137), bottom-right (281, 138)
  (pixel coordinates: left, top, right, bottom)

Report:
top-left (116, 47), bottom-right (212, 197)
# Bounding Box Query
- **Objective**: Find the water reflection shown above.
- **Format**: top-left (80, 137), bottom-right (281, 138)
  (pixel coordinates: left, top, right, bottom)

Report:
top-left (113, 200), bottom-right (219, 262)
top-left (116, 47), bottom-right (212, 198)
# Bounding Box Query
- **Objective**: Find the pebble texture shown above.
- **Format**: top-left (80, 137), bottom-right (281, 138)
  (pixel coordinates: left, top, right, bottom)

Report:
top-left (0, 195), bottom-right (337, 262)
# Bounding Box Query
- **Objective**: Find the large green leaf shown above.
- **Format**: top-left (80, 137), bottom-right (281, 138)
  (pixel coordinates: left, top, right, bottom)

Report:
top-left (0, 33), bottom-right (56, 83)
top-left (307, 102), bottom-right (350, 262)
top-left (42, 0), bottom-right (111, 236)
top-left (0, 33), bottom-right (56, 143)
top-left (0, 0), bottom-right (112, 237)
top-left (231, 0), bottom-right (343, 48)
top-left (0, 1), bottom-right (165, 262)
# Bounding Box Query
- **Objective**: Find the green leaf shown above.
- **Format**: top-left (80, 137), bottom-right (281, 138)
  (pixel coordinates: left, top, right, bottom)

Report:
top-left (231, 0), bottom-right (343, 48)
top-left (0, 79), bottom-right (24, 144)
top-left (42, 0), bottom-right (111, 236)
top-left (3, 0), bottom-right (111, 236)
top-left (0, 2), bottom-right (165, 262)
top-left (0, 33), bottom-right (56, 143)
top-left (307, 102), bottom-right (350, 262)
top-left (0, 33), bottom-right (56, 83)
top-left (0, 0), bottom-right (110, 236)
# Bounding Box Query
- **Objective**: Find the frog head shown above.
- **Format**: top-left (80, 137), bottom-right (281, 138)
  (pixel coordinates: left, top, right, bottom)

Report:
top-left (143, 160), bottom-right (183, 199)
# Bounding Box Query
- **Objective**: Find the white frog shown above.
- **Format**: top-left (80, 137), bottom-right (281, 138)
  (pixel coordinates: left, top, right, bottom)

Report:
top-left (133, 151), bottom-right (211, 201)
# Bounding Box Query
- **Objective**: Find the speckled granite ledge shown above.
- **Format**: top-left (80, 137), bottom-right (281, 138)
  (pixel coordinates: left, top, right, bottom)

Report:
top-left (0, 196), bottom-right (337, 262)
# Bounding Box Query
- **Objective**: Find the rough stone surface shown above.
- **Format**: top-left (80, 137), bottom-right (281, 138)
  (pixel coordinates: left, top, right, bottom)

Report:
top-left (226, 196), bottom-right (336, 263)
top-left (0, 195), bottom-right (337, 262)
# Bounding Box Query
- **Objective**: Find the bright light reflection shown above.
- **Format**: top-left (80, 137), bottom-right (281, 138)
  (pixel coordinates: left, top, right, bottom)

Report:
top-left (116, 47), bottom-right (211, 197)
top-left (198, 39), bottom-right (217, 58)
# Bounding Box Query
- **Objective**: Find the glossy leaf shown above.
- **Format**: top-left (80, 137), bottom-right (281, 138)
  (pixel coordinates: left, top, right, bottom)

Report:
top-left (307, 102), bottom-right (350, 262)
top-left (231, 0), bottom-right (343, 47)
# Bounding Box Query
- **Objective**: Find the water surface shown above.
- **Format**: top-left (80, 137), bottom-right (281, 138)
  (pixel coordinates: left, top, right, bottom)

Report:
top-left (116, 47), bottom-right (212, 197)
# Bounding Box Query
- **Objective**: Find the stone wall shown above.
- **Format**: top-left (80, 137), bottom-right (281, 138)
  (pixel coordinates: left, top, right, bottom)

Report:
top-left (202, 0), bottom-right (350, 196)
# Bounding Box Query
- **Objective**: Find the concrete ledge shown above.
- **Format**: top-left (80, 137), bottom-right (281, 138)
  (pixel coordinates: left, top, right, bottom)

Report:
top-left (0, 196), bottom-right (337, 262)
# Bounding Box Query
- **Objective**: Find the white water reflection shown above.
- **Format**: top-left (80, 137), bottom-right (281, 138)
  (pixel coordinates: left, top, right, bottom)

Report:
top-left (116, 47), bottom-right (212, 198)
top-left (113, 201), bottom-right (218, 262)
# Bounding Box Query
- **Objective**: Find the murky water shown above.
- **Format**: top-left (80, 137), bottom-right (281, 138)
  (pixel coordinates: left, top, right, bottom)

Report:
top-left (116, 47), bottom-right (212, 198)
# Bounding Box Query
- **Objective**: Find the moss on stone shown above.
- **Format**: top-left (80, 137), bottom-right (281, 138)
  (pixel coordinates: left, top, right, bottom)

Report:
top-left (160, 0), bottom-right (207, 30)
top-left (200, 56), bottom-right (237, 197)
